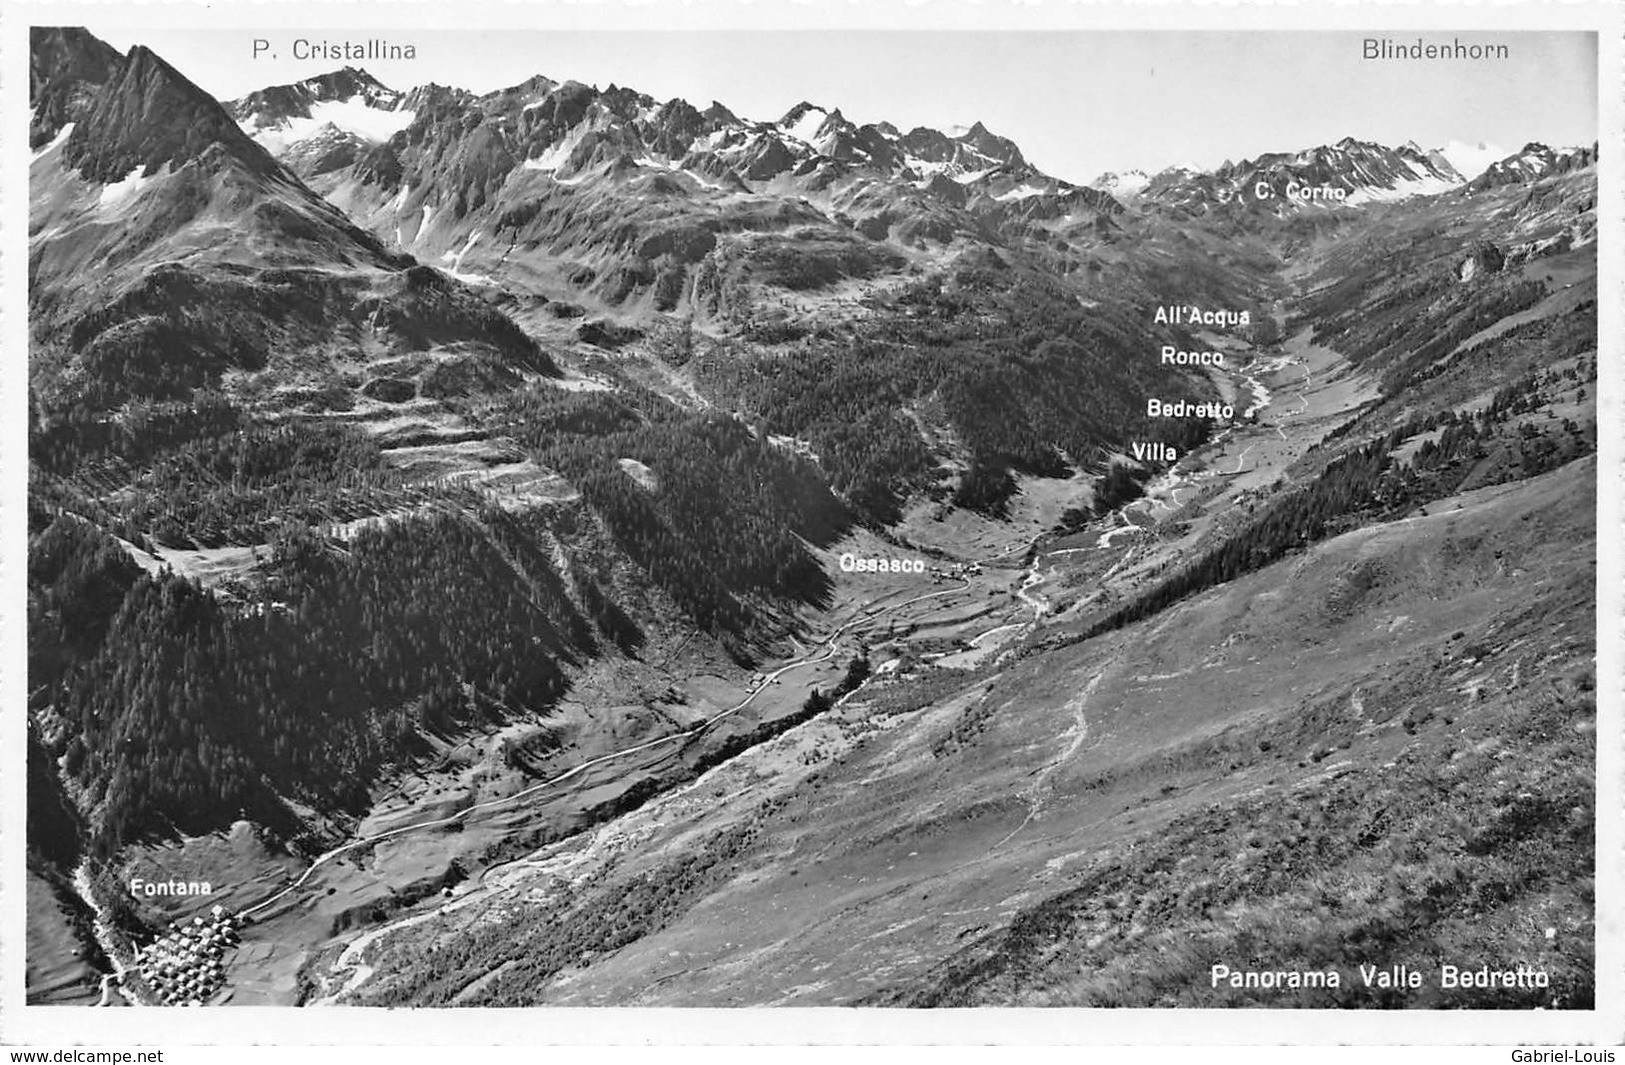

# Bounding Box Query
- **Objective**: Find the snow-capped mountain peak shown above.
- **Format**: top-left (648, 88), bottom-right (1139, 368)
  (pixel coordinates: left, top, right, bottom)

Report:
top-left (1466, 141), bottom-right (1597, 192)
top-left (231, 67), bottom-right (416, 154)
top-left (778, 101), bottom-right (829, 145)
top-left (1135, 137), bottom-right (1468, 211)
top-left (303, 66), bottom-right (399, 107)
top-left (1090, 169), bottom-right (1153, 198)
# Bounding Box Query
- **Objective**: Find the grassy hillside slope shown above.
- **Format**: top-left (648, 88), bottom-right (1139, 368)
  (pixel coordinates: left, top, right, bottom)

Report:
top-left (330, 454), bottom-right (1592, 1008)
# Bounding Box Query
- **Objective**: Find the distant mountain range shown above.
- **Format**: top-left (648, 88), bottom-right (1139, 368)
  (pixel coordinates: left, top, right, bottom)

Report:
top-left (218, 65), bottom-right (1128, 310)
top-left (227, 67), bottom-right (1115, 215)
top-left (227, 66), bottom-right (1587, 220)
top-left (208, 64), bottom-right (1601, 314)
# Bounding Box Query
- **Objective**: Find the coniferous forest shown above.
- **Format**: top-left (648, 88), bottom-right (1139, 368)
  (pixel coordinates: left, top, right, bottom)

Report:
top-left (29, 503), bottom-right (601, 853)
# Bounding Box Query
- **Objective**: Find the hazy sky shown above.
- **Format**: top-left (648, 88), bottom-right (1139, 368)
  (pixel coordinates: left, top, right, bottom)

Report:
top-left (85, 28), bottom-right (1598, 182)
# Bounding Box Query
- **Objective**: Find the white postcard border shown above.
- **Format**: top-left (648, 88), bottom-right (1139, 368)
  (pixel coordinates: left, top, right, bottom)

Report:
top-left (2, 0), bottom-right (1619, 1047)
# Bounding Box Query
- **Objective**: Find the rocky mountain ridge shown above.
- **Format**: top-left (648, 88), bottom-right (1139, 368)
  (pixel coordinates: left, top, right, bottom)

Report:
top-left (223, 65), bottom-right (1130, 315)
top-left (231, 70), bottom-right (1106, 217)
top-left (1138, 137), bottom-right (1463, 213)
top-left (27, 27), bottom-right (549, 420)
top-left (229, 66), bottom-right (1596, 268)
top-left (1467, 141), bottom-right (1599, 192)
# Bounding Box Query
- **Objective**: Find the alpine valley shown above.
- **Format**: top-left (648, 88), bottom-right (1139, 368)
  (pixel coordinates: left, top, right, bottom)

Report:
top-left (26, 27), bottom-right (1597, 1009)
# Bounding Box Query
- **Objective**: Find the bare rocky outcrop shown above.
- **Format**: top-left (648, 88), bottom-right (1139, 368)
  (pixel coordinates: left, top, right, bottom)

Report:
top-left (1458, 240), bottom-right (1505, 282)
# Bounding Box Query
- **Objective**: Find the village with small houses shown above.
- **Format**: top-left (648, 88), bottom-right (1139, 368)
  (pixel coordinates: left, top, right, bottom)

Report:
top-left (928, 561), bottom-right (984, 583)
top-left (129, 905), bottom-right (241, 1006)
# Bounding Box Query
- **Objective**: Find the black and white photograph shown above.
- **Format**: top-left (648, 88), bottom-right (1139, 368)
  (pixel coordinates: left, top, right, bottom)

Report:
top-left (6, 0), bottom-right (1619, 1049)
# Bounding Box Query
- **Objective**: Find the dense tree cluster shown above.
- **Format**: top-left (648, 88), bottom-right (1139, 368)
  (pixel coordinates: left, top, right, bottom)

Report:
top-left (32, 390), bottom-right (435, 549)
top-left (31, 391), bottom-right (246, 476)
top-left (1091, 462), bottom-right (1154, 517)
top-left (476, 386), bottom-right (850, 656)
top-left (30, 507), bottom-right (611, 852)
top-left (108, 422), bottom-right (418, 548)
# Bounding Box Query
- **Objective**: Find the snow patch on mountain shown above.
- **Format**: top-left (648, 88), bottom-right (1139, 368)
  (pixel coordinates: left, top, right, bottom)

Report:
top-left (1342, 172), bottom-right (1460, 205)
top-left (442, 230), bottom-right (480, 269)
top-left (244, 99), bottom-right (416, 154)
top-left (32, 121), bottom-right (75, 162)
top-left (697, 128), bottom-right (734, 152)
top-left (995, 182), bottom-right (1048, 202)
top-left (1518, 149), bottom-right (1549, 173)
top-left (781, 105), bottom-right (828, 146)
top-left (632, 155), bottom-right (727, 190)
top-left (98, 165), bottom-right (153, 208)
top-left (907, 150), bottom-right (997, 181)
top-left (523, 128), bottom-right (590, 173)
top-left (906, 156), bottom-right (949, 179)
top-left (1090, 169), bottom-right (1152, 196)
top-left (389, 185), bottom-right (415, 245)
top-left (440, 229), bottom-right (496, 285)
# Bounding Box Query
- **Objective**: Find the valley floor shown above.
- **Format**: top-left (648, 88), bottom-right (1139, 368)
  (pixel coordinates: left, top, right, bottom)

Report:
top-left (226, 319), bottom-right (1583, 1009)
top-left (36, 309), bottom-right (1595, 1011)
